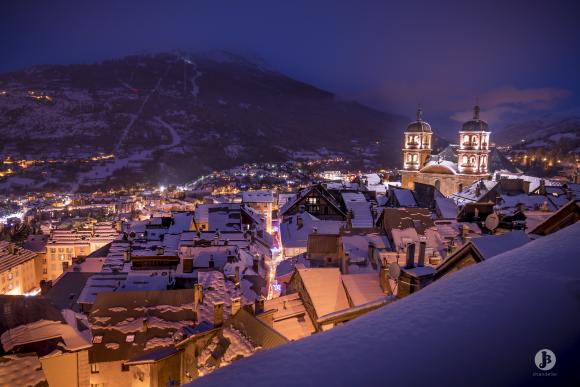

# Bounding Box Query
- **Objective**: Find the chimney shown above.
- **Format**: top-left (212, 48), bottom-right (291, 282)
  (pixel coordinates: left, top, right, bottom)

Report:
top-left (379, 258), bottom-right (392, 294)
top-left (231, 297), bottom-right (241, 315)
top-left (342, 251), bottom-right (350, 274)
top-left (208, 255), bottom-right (215, 268)
top-left (252, 254), bottom-right (259, 273)
top-left (475, 184), bottom-right (481, 198)
top-left (254, 296), bottom-right (265, 314)
top-left (156, 246), bottom-right (164, 255)
top-left (367, 242), bottom-right (376, 263)
top-left (371, 205), bottom-right (377, 221)
top-left (193, 283), bottom-right (203, 311)
top-left (234, 266), bottom-right (240, 287)
top-left (8, 244), bottom-right (15, 255)
top-left (213, 301), bottom-right (224, 327)
top-left (143, 317), bottom-right (149, 333)
top-left (539, 179), bottom-right (546, 195)
top-left (417, 239), bottom-right (426, 267)
top-left (405, 243), bottom-right (415, 269)
top-left (296, 215), bottom-right (303, 229)
top-left (346, 210), bottom-right (353, 230)
top-left (40, 280), bottom-right (53, 295)
top-left (183, 258), bottom-right (193, 273)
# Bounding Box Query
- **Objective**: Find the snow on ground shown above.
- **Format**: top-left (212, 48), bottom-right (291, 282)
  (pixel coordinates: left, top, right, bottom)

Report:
top-left (549, 132), bottom-right (576, 142)
top-left (154, 117), bottom-right (182, 148)
top-left (114, 65), bottom-right (169, 154)
top-left (188, 59), bottom-right (202, 98)
top-left (188, 222), bottom-right (580, 387)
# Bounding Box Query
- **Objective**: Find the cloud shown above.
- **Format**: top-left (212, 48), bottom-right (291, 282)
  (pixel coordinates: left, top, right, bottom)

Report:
top-left (450, 86), bottom-right (572, 124)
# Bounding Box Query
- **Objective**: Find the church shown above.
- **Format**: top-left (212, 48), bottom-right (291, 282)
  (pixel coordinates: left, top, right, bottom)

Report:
top-left (400, 105), bottom-right (518, 197)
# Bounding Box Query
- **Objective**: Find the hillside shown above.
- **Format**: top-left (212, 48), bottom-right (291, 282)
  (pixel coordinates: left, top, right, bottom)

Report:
top-left (494, 116), bottom-right (580, 147)
top-left (0, 52), bottom-right (407, 191)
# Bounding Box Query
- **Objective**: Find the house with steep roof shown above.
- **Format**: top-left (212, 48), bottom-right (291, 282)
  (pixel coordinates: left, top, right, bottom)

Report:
top-left (88, 289), bottom-right (196, 387)
top-left (0, 295), bottom-right (91, 386)
top-left (436, 230), bottom-right (531, 279)
top-left (279, 183), bottom-right (346, 221)
top-left (286, 267), bottom-right (350, 331)
top-left (529, 199), bottom-right (580, 236)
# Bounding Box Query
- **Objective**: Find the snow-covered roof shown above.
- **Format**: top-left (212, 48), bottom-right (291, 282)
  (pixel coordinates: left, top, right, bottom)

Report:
top-left (423, 159), bottom-right (459, 174)
top-left (341, 273), bottom-right (386, 307)
top-left (341, 192), bottom-right (374, 228)
top-left (242, 190), bottom-right (274, 203)
top-left (188, 221), bottom-right (580, 387)
top-left (451, 179), bottom-right (497, 205)
top-left (341, 234), bottom-right (390, 263)
top-left (280, 213), bottom-right (344, 249)
top-left (295, 267), bottom-right (350, 318)
top-left (0, 241), bottom-right (37, 274)
top-left (0, 354), bottom-right (47, 386)
top-left (263, 293), bottom-right (316, 340)
top-left (470, 230), bottom-right (531, 260)
top-left (492, 172), bottom-right (561, 193)
top-left (392, 188), bottom-right (418, 207)
top-left (1, 318), bottom-right (91, 354)
top-left (435, 196), bottom-right (458, 219)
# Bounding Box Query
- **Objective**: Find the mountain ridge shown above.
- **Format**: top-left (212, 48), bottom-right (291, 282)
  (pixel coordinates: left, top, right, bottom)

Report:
top-left (0, 51), bottom-right (410, 191)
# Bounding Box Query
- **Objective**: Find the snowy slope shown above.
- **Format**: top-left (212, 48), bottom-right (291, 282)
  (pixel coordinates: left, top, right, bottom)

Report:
top-left (0, 52), bottom-right (407, 189)
top-left (188, 222), bottom-right (580, 387)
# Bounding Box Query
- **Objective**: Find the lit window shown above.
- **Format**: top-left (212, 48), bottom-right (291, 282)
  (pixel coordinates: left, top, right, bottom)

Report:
top-left (93, 335), bottom-right (103, 344)
top-left (126, 334), bottom-right (135, 343)
top-left (91, 363), bottom-right (99, 374)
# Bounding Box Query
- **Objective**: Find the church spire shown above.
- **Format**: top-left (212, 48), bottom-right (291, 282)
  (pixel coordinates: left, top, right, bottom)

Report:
top-left (416, 105), bottom-right (423, 121)
top-left (473, 98), bottom-right (480, 120)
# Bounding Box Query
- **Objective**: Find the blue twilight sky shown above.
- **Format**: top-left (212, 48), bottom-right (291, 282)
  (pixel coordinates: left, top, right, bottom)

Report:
top-left (1, 0), bottom-right (579, 138)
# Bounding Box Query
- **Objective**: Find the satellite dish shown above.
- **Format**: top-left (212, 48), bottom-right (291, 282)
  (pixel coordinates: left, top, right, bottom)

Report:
top-left (485, 213), bottom-right (500, 231)
top-left (388, 263), bottom-right (401, 281)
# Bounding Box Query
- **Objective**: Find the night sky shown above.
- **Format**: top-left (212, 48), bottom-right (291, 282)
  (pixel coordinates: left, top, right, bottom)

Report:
top-left (2, 0), bottom-right (580, 136)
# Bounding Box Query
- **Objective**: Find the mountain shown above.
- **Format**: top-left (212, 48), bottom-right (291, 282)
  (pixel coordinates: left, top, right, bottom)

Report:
top-left (493, 116), bottom-right (580, 147)
top-left (0, 52), bottom-right (408, 191)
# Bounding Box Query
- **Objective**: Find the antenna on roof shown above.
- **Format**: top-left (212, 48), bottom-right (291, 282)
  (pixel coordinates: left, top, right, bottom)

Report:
top-left (388, 262), bottom-right (401, 281)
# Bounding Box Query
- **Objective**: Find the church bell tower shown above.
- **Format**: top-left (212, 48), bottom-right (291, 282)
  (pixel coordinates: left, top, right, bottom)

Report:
top-left (402, 107), bottom-right (432, 171)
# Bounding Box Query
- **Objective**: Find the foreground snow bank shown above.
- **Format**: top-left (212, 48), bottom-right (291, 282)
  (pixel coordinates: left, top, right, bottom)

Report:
top-left (189, 223), bottom-right (580, 387)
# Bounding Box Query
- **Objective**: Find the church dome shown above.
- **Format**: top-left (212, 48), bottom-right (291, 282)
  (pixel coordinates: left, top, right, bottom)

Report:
top-left (461, 105), bottom-right (489, 132)
top-left (405, 108), bottom-right (432, 133)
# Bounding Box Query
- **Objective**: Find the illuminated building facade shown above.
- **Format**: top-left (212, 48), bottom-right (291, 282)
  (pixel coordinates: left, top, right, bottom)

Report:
top-left (401, 105), bottom-right (493, 197)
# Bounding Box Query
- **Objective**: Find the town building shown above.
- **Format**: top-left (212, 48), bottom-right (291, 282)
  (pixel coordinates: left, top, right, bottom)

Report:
top-left (0, 241), bottom-right (40, 295)
top-left (400, 106), bottom-right (517, 197)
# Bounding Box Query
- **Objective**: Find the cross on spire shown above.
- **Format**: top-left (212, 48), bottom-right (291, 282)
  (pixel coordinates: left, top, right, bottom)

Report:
top-left (416, 105), bottom-right (423, 121)
top-left (473, 98), bottom-right (480, 120)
